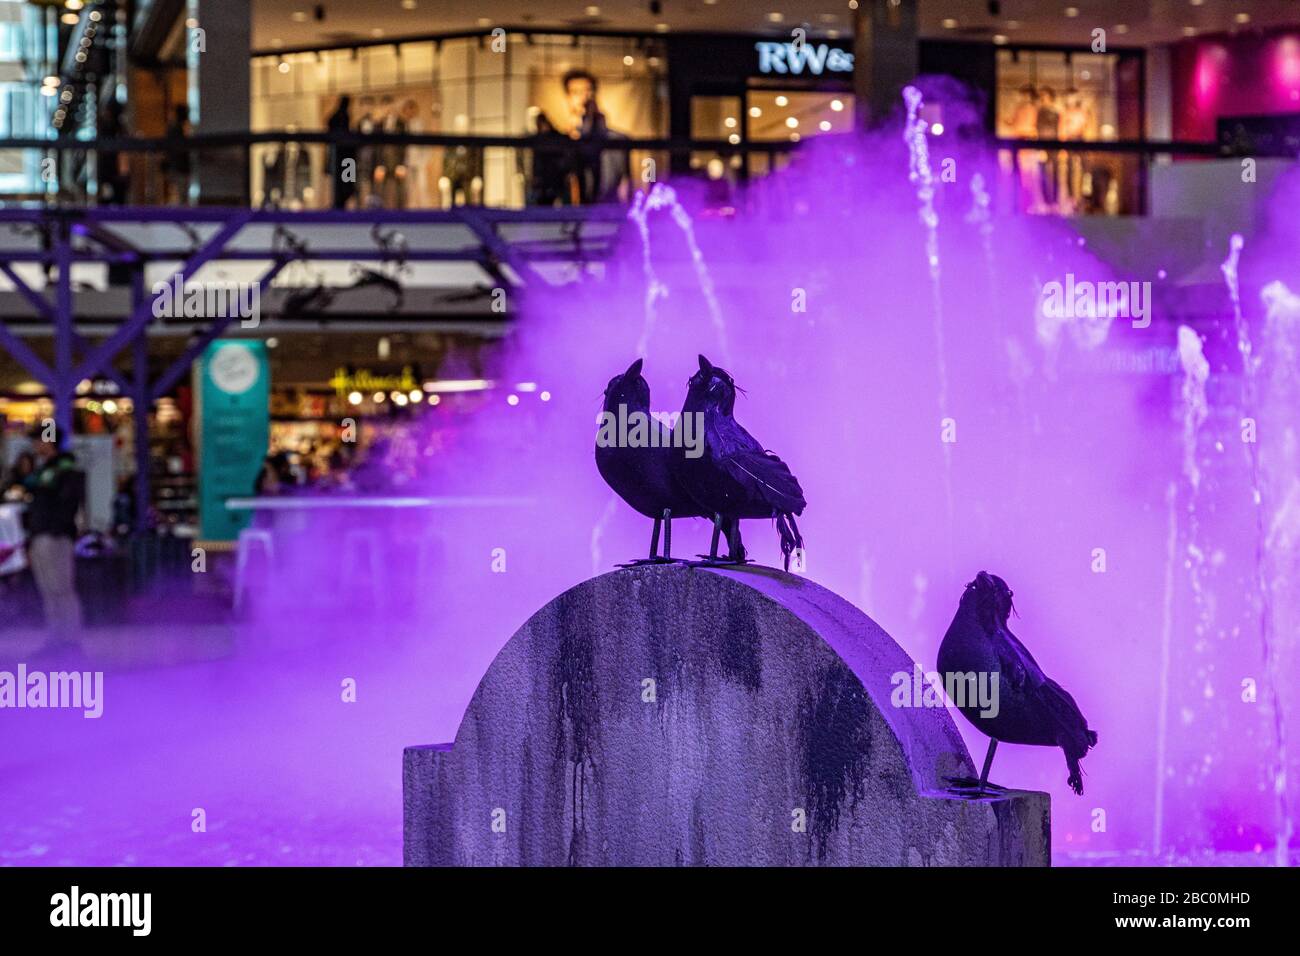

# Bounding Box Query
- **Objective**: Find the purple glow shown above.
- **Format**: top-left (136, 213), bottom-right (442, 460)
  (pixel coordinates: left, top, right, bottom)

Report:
top-left (3, 115), bottom-right (1298, 867)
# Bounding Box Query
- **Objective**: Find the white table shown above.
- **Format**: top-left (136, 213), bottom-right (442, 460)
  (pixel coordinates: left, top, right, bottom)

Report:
top-left (225, 496), bottom-right (534, 512)
top-left (0, 502), bottom-right (27, 576)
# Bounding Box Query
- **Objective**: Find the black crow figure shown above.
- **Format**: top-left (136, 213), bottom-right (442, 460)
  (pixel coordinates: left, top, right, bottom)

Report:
top-left (595, 358), bottom-right (705, 563)
top-left (671, 354), bottom-right (806, 570)
top-left (937, 571), bottom-right (1098, 795)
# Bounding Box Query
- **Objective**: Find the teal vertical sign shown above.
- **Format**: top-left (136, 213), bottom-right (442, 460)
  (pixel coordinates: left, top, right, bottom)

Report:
top-left (198, 340), bottom-right (270, 541)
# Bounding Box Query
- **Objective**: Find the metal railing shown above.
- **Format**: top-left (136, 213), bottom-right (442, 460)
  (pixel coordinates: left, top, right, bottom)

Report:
top-left (0, 130), bottom-right (1286, 215)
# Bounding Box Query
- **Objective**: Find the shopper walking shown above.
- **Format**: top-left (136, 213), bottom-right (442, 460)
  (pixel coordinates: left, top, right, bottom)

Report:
top-left (23, 432), bottom-right (85, 638)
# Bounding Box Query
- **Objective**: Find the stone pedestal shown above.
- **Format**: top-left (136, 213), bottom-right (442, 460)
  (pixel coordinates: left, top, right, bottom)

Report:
top-left (404, 564), bottom-right (1049, 866)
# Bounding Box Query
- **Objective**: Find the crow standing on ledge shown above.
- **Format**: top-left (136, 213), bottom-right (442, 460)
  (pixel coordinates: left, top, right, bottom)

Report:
top-left (671, 355), bottom-right (806, 570)
top-left (938, 571), bottom-right (1098, 795)
top-left (595, 358), bottom-right (705, 563)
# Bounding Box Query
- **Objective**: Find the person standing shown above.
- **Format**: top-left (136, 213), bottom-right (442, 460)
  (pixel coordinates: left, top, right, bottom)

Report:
top-left (562, 69), bottom-right (606, 204)
top-left (1035, 87), bottom-right (1062, 212)
top-left (327, 95), bottom-right (356, 210)
top-left (161, 104), bottom-right (192, 205)
top-left (23, 433), bottom-right (85, 638)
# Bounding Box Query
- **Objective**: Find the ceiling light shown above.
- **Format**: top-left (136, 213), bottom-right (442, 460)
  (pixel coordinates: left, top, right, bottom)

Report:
top-left (993, 34), bottom-right (1008, 44)
top-left (623, 54), bottom-right (634, 65)
top-left (655, 22), bottom-right (669, 32)
top-left (819, 120), bottom-right (831, 131)
top-left (728, 133), bottom-right (740, 144)
top-left (1235, 12), bottom-right (1250, 24)
top-left (292, 10), bottom-right (307, 21)
top-left (767, 12), bottom-right (784, 23)
top-left (60, 12), bottom-right (79, 24)
top-left (402, 0), bottom-right (418, 8)
top-left (724, 116), bottom-right (737, 128)
top-left (749, 106), bottom-right (762, 117)
top-left (775, 94), bottom-right (788, 106)
top-left (1065, 6), bottom-right (1079, 17)
top-left (1182, 26), bottom-right (1197, 36)
top-left (942, 18), bottom-right (958, 29)
top-left (585, 5), bottom-right (601, 14)
top-left (831, 98), bottom-right (844, 111)
top-left (1114, 24), bottom-right (1128, 34)
top-left (786, 116), bottom-right (798, 128)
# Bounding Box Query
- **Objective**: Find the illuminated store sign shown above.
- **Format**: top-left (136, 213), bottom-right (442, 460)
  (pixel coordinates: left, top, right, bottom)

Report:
top-left (330, 366), bottom-right (419, 398)
top-left (755, 41), bottom-right (854, 76)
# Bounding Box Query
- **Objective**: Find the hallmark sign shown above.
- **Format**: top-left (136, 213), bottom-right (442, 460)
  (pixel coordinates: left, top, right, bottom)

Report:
top-left (755, 41), bottom-right (854, 76)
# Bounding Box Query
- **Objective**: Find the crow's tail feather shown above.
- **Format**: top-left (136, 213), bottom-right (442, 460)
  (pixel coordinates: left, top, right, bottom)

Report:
top-left (1066, 754), bottom-right (1085, 796)
top-left (775, 512), bottom-right (804, 571)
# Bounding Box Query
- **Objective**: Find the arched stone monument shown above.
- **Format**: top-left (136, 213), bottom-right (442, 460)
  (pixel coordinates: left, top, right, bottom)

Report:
top-left (404, 564), bottom-right (1050, 866)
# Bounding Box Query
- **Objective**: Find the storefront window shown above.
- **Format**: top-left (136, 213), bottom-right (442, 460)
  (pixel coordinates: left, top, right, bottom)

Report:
top-left (747, 90), bottom-right (852, 142)
top-left (250, 32), bottom-right (667, 210)
top-left (994, 48), bottom-right (1142, 215)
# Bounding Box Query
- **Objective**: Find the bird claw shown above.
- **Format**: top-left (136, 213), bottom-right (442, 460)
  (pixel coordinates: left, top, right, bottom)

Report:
top-left (942, 775), bottom-right (1008, 797)
top-left (615, 557), bottom-right (682, 568)
top-left (686, 555), bottom-right (750, 567)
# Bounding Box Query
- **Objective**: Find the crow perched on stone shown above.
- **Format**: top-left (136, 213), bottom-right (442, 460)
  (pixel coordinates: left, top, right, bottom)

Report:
top-left (595, 358), bottom-right (705, 563)
top-left (938, 571), bottom-right (1098, 795)
top-left (671, 354), bottom-right (806, 570)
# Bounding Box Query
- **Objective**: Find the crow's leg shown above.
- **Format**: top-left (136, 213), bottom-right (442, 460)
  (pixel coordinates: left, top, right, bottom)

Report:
top-left (662, 509), bottom-right (673, 561)
top-left (977, 738), bottom-right (998, 792)
top-left (617, 515), bottom-right (670, 567)
top-left (690, 513), bottom-right (726, 565)
top-left (724, 519), bottom-right (747, 564)
top-left (943, 738), bottom-right (1007, 795)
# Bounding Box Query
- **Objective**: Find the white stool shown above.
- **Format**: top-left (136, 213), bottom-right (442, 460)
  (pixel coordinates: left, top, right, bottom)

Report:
top-left (342, 528), bottom-right (383, 608)
top-left (233, 528), bottom-right (275, 613)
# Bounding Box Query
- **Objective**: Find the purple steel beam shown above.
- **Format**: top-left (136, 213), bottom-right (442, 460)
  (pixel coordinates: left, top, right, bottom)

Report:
top-left (0, 250), bottom-right (543, 262)
top-left (0, 261), bottom-right (131, 394)
top-left (53, 227), bottom-right (74, 446)
top-left (457, 207), bottom-right (546, 290)
top-left (0, 205), bottom-right (627, 227)
top-left (73, 213), bottom-right (253, 385)
top-left (131, 269), bottom-right (151, 535)
top-left (0, 317), bottom-right (54, 384)
top-left (148, 257), bottom-right (289, 402)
